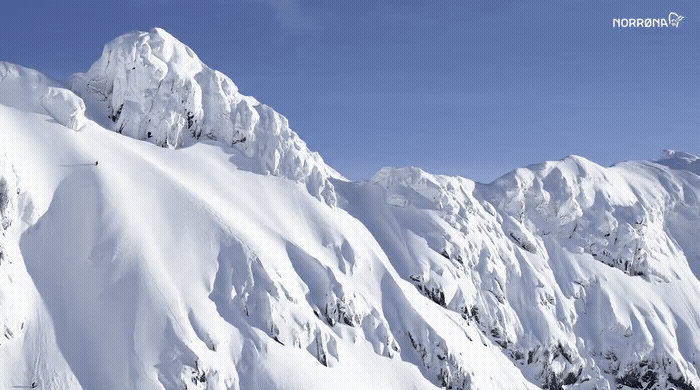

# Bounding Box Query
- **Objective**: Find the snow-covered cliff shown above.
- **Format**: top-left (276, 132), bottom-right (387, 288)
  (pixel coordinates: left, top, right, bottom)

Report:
top-left (70, 28), bottom-right (339, 206)
top-left (343, 157), bottom-right (700, 388)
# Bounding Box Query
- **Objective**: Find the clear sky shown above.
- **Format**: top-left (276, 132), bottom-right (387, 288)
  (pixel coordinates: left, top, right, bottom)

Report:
top-left (1, 1), bottom-right (698, 182)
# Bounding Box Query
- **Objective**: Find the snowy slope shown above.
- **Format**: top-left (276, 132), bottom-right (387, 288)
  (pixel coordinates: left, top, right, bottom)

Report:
top-left (0, 65), bottom-right (531, 389)
top-left (0, 63), bottom-right (87, 130)
top-left (0, 29), bottom-right (699, 390)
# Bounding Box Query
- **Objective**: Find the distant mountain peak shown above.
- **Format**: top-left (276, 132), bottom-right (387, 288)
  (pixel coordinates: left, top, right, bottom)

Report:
top-left (661, 149), bottom-right (698, 161)
top-left (656, 149), bottom-right (700, 176)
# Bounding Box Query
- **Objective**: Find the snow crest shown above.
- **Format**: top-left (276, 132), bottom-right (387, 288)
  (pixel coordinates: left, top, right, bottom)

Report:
top-left (656, 149), bottom-right (700, 176)
top-left (349, 157), bottom-right (700, 388)
top-left (0, 62), bottom-right (86, 131)
top-left (70, 28), bottom-right (339, 205)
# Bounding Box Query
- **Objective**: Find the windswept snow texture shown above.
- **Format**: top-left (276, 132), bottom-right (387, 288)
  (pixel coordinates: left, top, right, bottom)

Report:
top-left (70, 28), bottom-right (339, 206)
top-left (343, 161), bottom-right (700, 389)
top-left (1, 29), bottom-right (700, 390)
top-left (657, 149), bottom-right (700, 176)
top-left (0, 62), bottom-right (87, 130)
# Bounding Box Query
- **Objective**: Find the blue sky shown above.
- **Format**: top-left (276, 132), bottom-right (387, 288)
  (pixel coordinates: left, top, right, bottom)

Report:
top-left (1, 1), bottom-right (698, 182)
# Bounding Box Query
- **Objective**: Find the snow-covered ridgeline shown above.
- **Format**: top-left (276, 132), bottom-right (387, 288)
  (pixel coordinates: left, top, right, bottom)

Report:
top-left (354, 156), bottom-right (700, 388)
top-left (69, 28), bottom-right (340, 206)
top-left (0, 63), bottom-right (87, 131)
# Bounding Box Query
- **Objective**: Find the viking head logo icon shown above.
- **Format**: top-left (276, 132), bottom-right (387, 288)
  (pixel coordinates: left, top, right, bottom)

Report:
top-left (669, 12), bottom-right (684, 27)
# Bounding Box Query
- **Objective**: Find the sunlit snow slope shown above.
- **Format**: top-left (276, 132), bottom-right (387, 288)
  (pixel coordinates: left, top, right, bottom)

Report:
top-left (0, 29), bottom-right (699, 390)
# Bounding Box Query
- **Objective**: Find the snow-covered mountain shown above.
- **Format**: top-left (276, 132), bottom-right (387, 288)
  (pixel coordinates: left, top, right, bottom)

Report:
top-left (0, 29), bottom-right (698, 390)
top-left (70, 28), bottom-right (340, 206)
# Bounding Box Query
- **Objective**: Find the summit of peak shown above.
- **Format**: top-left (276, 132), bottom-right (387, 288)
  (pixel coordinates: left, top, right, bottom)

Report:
top-left (656, 149), bottom-right (700, 176)
top-left (660, 149), bottom-right (699, 162)
top-left (97, 28), bottom-right (204, 78)
top-left (69, 28), bottom-right (340, 205)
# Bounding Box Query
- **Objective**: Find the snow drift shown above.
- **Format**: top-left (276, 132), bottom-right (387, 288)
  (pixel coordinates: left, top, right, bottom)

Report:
top-left (0, 29), bottom-right (699, 390)
top-left (0, 62), bottom-right (86, 131)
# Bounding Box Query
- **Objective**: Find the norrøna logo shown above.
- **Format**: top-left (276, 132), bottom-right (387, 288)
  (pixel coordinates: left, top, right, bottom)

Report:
top-left (613, 12), bottom-right (684, 28)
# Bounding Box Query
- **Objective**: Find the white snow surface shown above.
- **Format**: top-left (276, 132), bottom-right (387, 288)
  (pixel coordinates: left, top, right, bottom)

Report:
top-left (70, 28), bottom-right (339, 206)
top-left (656, 149), bottom-right (700, 176)
top-left (0, 29), bottom-right (699, 390)
top-left (0, 62), bottom-right (87, 131)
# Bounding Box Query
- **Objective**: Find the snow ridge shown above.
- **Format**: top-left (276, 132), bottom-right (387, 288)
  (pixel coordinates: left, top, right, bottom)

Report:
top-left (70, 28), bottom-right (339, 205)
top-left (351, 155), bottom-right (700, 388)
top-left (656, 149), bottom-right (700, 176)
top-left (0, 63), bottom-right (87, 131)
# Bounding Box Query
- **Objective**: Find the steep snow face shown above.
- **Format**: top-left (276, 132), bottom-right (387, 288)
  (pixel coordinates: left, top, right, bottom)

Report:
top-left (0, 84), bottom-right (534, 389)
top-left (481, 156), bottom-right (700, 387)
top-left (0, 63), bottom-right (87, 130)
top-left (342, 157), bottom-right (700, 388)
top-left (0, 157), bottom-right (17, 230)
top-left (70, 28), bottom-right (339, 205)
top-left (343, 167), bottom-right (602, 388)
top-left (485, 155), bottom-right (700, 280)
top-left (0, 156), bottom-right (24, 372)
top-left (0, 155), bottom-right (63, 390)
